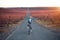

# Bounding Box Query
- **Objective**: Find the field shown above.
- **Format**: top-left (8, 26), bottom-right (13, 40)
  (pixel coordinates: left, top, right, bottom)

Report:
top-left (0, 8), bottom-right (26, 39)
top-left (31, 9), bottom-right (60, 32)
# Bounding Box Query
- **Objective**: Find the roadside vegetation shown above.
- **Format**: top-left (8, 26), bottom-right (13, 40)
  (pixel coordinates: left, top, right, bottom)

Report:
top-left (32, 10), bottom-right (60, 32)
top-left (0, 13), bottom-right (26, 40)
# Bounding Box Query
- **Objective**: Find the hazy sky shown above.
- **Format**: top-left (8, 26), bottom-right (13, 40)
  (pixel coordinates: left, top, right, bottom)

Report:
top-left (0, 0), bottom-right (60, 7)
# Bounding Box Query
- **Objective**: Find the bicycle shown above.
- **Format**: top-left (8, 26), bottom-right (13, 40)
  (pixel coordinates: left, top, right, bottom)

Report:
top-left (27, 23), bottom-right (32, 35)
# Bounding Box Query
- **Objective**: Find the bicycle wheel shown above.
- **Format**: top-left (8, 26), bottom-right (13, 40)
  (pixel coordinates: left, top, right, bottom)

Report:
top-left (28, 28), bottom-right (31, 35)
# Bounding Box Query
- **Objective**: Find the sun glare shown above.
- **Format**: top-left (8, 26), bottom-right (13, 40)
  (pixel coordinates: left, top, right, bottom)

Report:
top-left (56, 7), bottom-right (60, 10)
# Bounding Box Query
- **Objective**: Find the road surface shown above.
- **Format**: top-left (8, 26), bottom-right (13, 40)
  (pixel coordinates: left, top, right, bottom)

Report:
top-left (6, 17), bottom-right (60, 40)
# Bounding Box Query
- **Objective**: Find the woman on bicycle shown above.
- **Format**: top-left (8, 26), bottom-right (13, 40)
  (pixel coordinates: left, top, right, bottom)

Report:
top-left (27, 16), bottom-right (32, 34)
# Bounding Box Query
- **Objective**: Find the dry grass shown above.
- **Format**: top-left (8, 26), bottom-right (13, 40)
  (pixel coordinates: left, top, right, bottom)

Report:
top-left (36, 20), bottom-right (60, 32)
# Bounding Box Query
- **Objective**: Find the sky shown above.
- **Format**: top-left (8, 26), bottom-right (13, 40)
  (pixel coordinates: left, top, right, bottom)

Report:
top-left (0, 0), bottom-right (60, 7)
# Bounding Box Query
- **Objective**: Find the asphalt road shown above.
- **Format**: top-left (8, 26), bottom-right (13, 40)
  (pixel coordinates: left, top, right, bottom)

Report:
top-left (5, 17), bottom-right (60, 40)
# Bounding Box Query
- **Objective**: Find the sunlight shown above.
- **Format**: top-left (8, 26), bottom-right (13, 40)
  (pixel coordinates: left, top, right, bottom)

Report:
top-left (56, 7), bottom-right (60, 10)
top-left (0, 0), bottom-right (60, 7)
